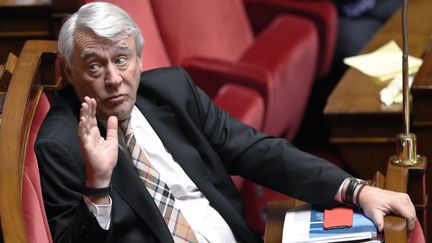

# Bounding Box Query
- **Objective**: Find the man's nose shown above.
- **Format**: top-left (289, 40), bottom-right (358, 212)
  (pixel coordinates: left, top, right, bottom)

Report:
top-left (105, 63), bottom-right (122, 87)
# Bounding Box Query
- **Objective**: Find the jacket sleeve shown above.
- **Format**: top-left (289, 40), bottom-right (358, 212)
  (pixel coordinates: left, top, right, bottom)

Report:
top-left (35, 137), bottom-right (111, 243)
top-left (180, 68), bottom-right (352, 208)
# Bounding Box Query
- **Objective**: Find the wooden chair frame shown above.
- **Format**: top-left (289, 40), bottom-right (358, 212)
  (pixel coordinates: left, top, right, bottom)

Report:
top-left (0, 40), bottom-right (57, 243)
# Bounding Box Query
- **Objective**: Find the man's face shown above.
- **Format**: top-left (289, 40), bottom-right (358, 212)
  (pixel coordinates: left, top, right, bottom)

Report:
top-left (64, 30), bottom-right (142, 121)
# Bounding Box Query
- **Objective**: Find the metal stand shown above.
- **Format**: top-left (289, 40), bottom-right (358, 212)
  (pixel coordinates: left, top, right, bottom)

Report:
top-left (385, 0), bottom-right (428, 238)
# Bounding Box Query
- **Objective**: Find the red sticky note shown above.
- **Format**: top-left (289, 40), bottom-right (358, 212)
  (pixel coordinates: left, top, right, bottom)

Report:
top-left (323, 206), bottom-right (353, 230)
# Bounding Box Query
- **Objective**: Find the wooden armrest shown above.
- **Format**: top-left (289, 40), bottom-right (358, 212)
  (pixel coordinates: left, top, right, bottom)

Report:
top-left (370, 169), bottom-right (410, 241)
top-left (383, 158), bottom-right (427, 243)
top-left (383, 161), bottom-right (409, 242)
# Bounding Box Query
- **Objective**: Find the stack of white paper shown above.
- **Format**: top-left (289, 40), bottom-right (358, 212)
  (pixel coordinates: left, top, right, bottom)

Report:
top-left (282, 206), bottom-right (378, 243)
top-left (343, 40), bottom-right (423, 105)
top-left (343, 40), bottom-right (422, 81)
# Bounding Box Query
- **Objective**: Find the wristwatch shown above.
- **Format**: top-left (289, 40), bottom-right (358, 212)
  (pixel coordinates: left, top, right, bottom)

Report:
top-left (343, 177), bottom-right (367, 207)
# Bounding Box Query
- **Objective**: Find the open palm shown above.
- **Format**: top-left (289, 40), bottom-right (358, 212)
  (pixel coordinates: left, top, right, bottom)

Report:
top-left (77, 97), bottom-right (118, 187)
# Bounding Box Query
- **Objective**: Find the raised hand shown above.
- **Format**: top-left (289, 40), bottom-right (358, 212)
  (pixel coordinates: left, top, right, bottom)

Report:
top-left (77, 96), bottom-right (118, 189)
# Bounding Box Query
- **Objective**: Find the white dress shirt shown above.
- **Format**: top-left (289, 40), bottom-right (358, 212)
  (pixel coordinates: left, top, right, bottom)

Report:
top-left (85, 106), bottom-right (237, 243)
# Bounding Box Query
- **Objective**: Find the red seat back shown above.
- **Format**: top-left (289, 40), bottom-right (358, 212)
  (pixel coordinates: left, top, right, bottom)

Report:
top-left (244, 0), bottom-right (337, 78)
top-left (22, 93), bottom-right (52, 243)
top-left (151, 0), bottom-right (254, 64)
top-left (150, 0), bottom-right (319, 138)
top-left (410, 220), bottom-right (426, 243)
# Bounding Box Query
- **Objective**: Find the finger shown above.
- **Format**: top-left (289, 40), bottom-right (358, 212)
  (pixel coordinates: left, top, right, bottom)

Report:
top-left (85, 97), bottom-right (97, 127)
top-left (81, 100), bottom-right (89, 117)
top-left (106, 116), bottom-right (118, 143)
top-left (403, 202), bottom-right (416, 231)
top-left (77, 116), bottom-right (91, 148)
top-left (398, 194), bottom-right (416, 230)
top-left (389, 193), bottom-right (416, 230)
top-left (374, 216), bottom-right (384, 232)
top-left (77, 116), bottom-right (87, 138)
top-left (90, 97), bottom-right (97, 121)
top-left (91, 99), bottom-right (98, 127)
top-left (407, 217), bottom-right (416, 231)
top-left (365, 210), bottom-right (384, 232)
top-left (79, 101), bottom-right (91, 133)
top-left (81, 97), bottom-right (91, 119)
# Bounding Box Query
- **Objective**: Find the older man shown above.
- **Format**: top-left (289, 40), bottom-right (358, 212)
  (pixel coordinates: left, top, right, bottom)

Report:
top-left (35, 2), bottom-right (416, 243)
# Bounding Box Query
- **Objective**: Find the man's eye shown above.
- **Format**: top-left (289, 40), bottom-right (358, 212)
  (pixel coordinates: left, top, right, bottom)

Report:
top-left (89, 63), bottom-right (101, 71)
top-left (116, 57), bottom-right (128, 65)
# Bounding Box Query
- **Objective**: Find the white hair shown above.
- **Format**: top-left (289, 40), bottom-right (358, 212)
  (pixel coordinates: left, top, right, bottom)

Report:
top-left (58, 2), bottom-right (144, 65)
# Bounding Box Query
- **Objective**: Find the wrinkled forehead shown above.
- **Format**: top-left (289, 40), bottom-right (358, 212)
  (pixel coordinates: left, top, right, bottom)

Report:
top-left (73, 30), bottom-right (135, 59)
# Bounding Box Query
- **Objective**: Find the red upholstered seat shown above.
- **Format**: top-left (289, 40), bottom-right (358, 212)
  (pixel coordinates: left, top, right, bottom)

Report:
top-left (244, 0), bottom-right (338, 79)
top-left (410, 220), bottom-right (426, 243)
top-left (23, 93), bottom-right (52, 243)
top-left (150, 0), bottom-right (319, 139)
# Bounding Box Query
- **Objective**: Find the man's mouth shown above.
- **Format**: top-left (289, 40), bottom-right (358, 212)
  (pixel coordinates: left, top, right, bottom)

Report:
top-left (106, 94), bottom-right (125, 104)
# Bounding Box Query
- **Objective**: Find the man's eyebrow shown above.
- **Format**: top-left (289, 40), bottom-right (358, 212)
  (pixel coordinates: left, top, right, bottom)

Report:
top-left (80, 49), bottom-right (96, 59)
top-left (79, 42), bottom-right (132, 59)
top-left (116, 42), bottom-right (133, 53)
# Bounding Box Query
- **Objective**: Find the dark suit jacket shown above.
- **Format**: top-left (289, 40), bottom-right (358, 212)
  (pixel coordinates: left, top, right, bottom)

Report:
top-left (35, 67), bottom-right (350, 243)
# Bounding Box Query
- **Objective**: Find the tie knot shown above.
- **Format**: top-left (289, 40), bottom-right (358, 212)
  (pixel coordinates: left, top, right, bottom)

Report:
top-left (119, 118), bottom-right (132, 135)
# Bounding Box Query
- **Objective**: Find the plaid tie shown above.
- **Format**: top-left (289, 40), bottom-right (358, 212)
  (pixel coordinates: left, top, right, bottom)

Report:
top-left (121, 119), bottom-right (198, 243)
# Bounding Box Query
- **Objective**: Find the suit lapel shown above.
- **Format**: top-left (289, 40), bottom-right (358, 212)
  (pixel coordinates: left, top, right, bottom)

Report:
top-left (135, 95), bottom-right (213, 192)
top-left (134, 95), bottom-right (260, 243)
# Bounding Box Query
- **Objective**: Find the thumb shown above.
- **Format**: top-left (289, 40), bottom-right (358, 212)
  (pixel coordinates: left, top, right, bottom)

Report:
top-left (106, 116), bottom-right (118, 142)
top-left (367, 210), bottom-right (385, 232)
